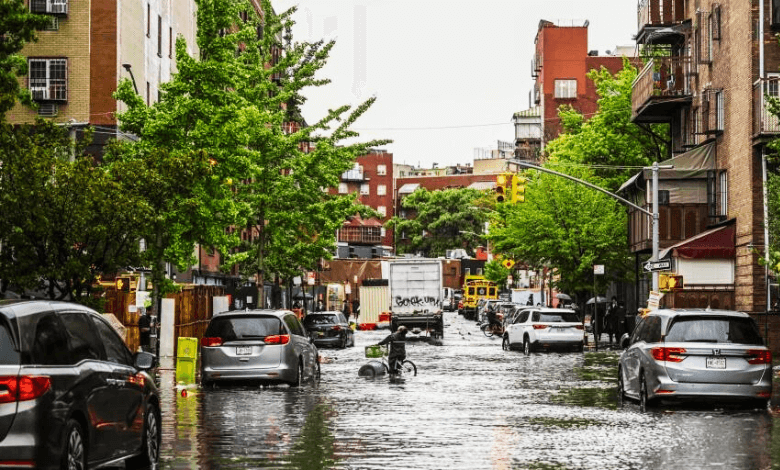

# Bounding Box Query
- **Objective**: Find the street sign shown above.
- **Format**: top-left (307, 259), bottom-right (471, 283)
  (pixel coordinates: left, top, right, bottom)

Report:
top-left (643, 259), bottom-right (671, 272)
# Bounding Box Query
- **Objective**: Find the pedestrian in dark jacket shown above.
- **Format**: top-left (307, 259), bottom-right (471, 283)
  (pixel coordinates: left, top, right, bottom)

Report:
top-left (377, 325), bottom-right (408, 374)
top-left (342, 302), bottom-right (351, 322)
top-left (138, 310), bottom-right (152, 352)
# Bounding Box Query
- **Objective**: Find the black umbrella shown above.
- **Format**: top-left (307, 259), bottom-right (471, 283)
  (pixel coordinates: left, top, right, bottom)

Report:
top-left (555, 293), bottom-right (572, 301)
top-left (586, 296), bottom-right (609, 304)
top-left (293, 292), bottom-right (313, 300)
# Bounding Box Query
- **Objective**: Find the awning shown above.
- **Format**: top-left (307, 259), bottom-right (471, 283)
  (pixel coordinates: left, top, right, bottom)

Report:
top-left (398, 183), bottom-right (420, 194)
top-left (659, 222), bottom-right (735, 260)
top-left (618, 141), bottom-right (717, 193)
top-left (467, 181), bottom-right (497, 190)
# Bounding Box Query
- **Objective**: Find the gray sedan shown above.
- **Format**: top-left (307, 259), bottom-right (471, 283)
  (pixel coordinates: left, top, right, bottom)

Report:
top-left (618, 309), bottom-right (772, 411)
top-left (200, 309), bottom-right (319, 386)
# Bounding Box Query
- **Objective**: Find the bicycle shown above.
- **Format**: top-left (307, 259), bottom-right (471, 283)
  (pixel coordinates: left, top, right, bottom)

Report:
top-left (363, 344), bottom-right (417, 377)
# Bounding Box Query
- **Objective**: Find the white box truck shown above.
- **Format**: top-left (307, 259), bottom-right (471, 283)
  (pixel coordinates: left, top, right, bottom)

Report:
top-left (386, 258), bottom-right (444, 338)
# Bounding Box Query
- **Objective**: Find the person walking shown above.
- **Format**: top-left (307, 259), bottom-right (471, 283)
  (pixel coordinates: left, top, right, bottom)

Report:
top-left (377, 325), bottom-right (408, 375)
top-left (352, 298), bottom-right (360, 322)
top-left (138, 309), bottom-right (152, 353)
top-left (606, 297), bottom-right (620, 347)
top-left (342, 301), bottom-right (351, 322)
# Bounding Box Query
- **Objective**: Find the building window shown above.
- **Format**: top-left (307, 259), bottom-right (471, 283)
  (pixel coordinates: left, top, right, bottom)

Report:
top-left (42, 16), bottom-right (59, 31)
top-left (157, 16), bottom-right (162, 57)
top-left (377, 206), bottom-right (387, 217)
top-left (377, 184), bottom-right (387, 196)
top-left (554, 79), bottom-right (576, 99)
top-left (338, 183), bottom-right (348, 194)
top-left (360, 184), bottom-right (370, 195)
top-left (147, 4), bottom-right (151, 37)
top-left (146, 81), bottom-right (150, 106)
top-left (719, 171), bottom-right (728, 218)
top-left (377, 164), bottom-right (387, 176)
top-left (28, 58), bottom-right (67, 101)
top-left (30, 0), bottom-right (67, 15)
top-left (169, 27), bottom-right (173, 58)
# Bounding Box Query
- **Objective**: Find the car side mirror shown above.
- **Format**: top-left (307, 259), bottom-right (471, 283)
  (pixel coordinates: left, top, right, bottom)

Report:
top-left (620, 333), bottom-right (631, 350)
top-left (134, 351), bottom-right (156, 370)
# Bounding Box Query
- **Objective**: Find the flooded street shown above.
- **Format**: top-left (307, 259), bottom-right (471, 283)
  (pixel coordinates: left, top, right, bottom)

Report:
top-left (154, 312), bottom-right (780, 469)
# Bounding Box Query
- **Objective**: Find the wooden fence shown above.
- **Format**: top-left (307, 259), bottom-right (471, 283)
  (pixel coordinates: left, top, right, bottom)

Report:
top-left (104, 285), bottom-right (225, 356)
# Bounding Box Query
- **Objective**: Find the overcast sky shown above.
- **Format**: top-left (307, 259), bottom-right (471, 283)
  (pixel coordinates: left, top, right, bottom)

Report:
top-left (272, 0), bottom-right (637, 168)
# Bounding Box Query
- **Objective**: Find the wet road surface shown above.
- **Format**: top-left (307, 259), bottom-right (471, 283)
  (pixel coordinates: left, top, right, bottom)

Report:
top-left (151, 311), bottom-right (780, 470)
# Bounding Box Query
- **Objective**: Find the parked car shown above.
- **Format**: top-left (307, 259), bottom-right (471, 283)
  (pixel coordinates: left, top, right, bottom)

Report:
top-left (503, 307), bottom-right (583, 354)
top-left (617, 309), bottom-right (772, 411)
top-left (0, 300), bottom-right (160, 470)
top-left (200, 309), bottom-right (319, 387)
top-left (503, 304), bottom-right (533, 328)
top-left (302, 311), bottom-right (354, 348)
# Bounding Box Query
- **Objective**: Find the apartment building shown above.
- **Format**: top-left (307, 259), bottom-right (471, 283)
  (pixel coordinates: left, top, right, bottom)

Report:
top-left (8, 0), bottom-right (198, 154)
top-left (531, 20), bottom-right (633, 143)
top-left (623, 0), bottom-right (778, 327)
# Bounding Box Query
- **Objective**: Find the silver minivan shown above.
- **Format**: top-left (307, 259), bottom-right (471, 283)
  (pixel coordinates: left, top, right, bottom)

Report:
top-left (200, 310), bottom-right (319, 386)
top-left (618, 309), bottom-right (772, 411)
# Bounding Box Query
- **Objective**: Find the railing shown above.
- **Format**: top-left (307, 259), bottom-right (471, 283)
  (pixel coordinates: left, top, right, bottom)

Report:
top-left (632, 56), bottom-right (692, 118)
top-left (638, 0), bottom-right (684, 31)
top-left (753, 78), bottom-right (780, 135)
top-left (339, 226), bottom-right (381, 245)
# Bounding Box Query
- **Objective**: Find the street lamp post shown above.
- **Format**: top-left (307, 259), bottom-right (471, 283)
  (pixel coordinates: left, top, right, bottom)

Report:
top-left (122, 64), bottom-right (139, 95)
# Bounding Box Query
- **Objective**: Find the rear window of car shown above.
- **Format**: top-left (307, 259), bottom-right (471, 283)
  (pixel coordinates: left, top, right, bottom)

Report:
top-left (537, 312), bottom-right (579, 323)
top-left (0, 321), bottom-right (19, 365)
top-left (665, 316), bottom-right (764, 345)
top-left (304, 315), bottom-right (339, 326)
top-left (205, 315), bottom-right (284, 341)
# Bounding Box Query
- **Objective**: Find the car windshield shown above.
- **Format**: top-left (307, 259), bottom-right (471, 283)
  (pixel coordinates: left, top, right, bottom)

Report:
top-left (205, 315), bottom-right (283, 341)
top-left (665, 316), bottom-right (763, 345)
top-left (538, 312), bottom-right (579, 323)
top-left (304, 315), bottom-right (339, 325)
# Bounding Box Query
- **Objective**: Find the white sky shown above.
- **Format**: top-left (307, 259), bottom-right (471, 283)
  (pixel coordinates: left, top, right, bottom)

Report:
top-left (272, 0), bottom-right (637, 168)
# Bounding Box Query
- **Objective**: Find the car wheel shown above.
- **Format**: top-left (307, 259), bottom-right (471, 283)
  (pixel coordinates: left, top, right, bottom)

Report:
top-left (640, 373), bottom-right (653, 413)
top-left (61, 419), bottom-right (86, 470)
top-left (616, 367), bottom-right (625, 407)
top-left (523, 336), bottom-right (531, 356)
top-left (340, 334), bottom-right (347, 349)
top-left (127, 404), bottom-right (160, 468)
top-left (290, 360), bottom-right (304, 387)
top-left (502, 335), bottom-right (510, 351)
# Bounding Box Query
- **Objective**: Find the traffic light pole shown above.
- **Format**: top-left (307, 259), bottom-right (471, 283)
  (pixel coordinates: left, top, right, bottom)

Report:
top-left (513, 160), bottom-right (673, 293)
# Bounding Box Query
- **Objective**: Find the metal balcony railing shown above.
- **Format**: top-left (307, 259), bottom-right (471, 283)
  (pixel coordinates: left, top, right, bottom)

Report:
top-left (754, 78), bottom-right (780, 136)
top-left (632, 56), bottom-right (693, 120)
top-left (637, 0), bottom-right (684, 32)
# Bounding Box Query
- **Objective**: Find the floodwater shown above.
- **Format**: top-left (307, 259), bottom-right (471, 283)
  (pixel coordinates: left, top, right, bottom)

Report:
top-left (151, 312), bottom-right (780, 470)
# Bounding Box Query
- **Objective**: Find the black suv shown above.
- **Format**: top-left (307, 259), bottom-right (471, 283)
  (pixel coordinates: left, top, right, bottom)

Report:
top-left (0, 300), bottom-right (160, 469)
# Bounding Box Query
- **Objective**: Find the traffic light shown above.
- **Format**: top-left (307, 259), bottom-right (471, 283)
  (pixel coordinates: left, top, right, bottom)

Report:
top-left (116, 277), bottom-right (131, 292)
top-left (512, 176), bottom-right (527, 203)
top-left (502, 259), bottom-right (515, 269)
top-left (495, 172), bottom-right (513, 203)
top-left (659, 273), bottom-right (684, 291)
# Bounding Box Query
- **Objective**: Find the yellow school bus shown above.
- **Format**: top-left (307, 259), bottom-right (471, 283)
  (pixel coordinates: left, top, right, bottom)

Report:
top-left (461, 276), bottom-right (497, 321)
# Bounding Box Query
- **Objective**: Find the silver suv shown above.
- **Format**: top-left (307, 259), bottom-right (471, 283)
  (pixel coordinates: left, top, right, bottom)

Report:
top-left (200, 309), bottom-right (319, 387)
top-left (618, 309), bottom-right (772, 411)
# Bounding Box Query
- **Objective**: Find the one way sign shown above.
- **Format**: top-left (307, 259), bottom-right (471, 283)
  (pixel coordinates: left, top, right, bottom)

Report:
top-left (643, 259), bottom-right (671, 272)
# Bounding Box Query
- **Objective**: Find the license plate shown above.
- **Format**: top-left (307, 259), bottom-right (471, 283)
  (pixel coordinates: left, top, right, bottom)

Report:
top-left (706, 356), bottom-right (726, 369)
top-left (317, 332), bottom-right (324, 337)
top-left (236, 346), bottom-right (252, 356)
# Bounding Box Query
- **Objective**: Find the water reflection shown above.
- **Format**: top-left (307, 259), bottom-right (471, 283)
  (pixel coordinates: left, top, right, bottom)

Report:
top-left (283, 404), bottom-right (338, 470)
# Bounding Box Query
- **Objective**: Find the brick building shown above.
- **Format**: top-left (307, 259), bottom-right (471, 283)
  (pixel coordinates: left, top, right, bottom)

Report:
top-left (531, 20), bottom-right (633, 143)
top-left (8, 0), bottom-right (199, 155)
top-left (622, 0), bottom-right (780, 348)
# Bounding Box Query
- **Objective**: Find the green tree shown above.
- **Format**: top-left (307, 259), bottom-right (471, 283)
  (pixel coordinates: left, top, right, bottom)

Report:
top-left (114, 0), bottom-right (388, 307)
top-left (386, 187), bottom-right (491, 257)
top-left (483, 260), bottom-right (510, 291)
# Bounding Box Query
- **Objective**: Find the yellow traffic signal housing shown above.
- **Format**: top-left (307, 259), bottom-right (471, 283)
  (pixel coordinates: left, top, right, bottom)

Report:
top-left (495, 172), bottom-right (513, 203)
top-left (512, 176), bottom-right (527, 203)
top-left (659, 273), bottom-right (684, 291)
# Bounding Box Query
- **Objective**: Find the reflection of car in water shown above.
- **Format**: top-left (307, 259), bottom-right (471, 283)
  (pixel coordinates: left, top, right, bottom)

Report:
top-left (617, 309), bottom-right (772, 412)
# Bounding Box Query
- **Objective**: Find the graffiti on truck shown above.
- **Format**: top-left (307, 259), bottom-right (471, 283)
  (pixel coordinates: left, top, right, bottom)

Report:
top-left (394, 296), bottom-right (441, 308)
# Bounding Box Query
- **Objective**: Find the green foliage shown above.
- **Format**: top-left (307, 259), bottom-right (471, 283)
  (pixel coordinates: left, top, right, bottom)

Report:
top-left (386, 187), bottom-right (490, 257)
top-left (0, 0), bottom-right (49, 117)
top-left (483, 260), bottom-right (510, 291)
top-left (113, 0), bottom-right (388, 301)
top-left (0, 120), bottom-right (145, 301)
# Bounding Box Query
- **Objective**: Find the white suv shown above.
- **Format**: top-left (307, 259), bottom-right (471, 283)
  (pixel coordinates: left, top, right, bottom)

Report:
top-left (503, 307), bottom-right (583, 354)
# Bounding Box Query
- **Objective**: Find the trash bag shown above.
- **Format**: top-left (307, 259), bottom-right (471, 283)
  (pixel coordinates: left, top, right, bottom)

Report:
top-left (358, 360), bottom-right (387, 377)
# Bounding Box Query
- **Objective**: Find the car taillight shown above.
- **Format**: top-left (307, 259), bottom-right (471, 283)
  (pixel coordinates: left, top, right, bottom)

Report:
top-left (200, 337), bottom-right (223, 347)
top-left (650, 347), bottom-right (686, 363)
top-left (532, 324), bottom-right (548, 330)
top-left (574, 325), bottom-right (584, 330)
top-left (747, 349), bottom-right (772, 365)
top-left (332, 325), bottom-right (341, 331)
top-left (264, 335), bottom-right (290, 345)
top-left (0, 376), bottom-right (50, 403)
